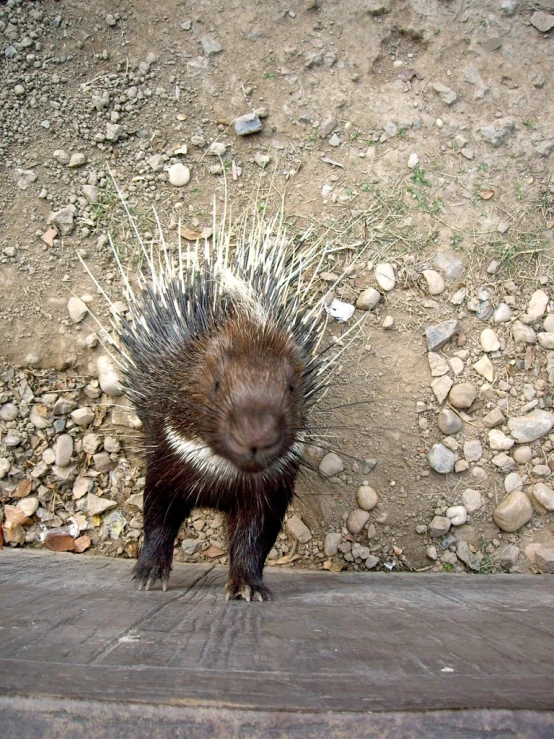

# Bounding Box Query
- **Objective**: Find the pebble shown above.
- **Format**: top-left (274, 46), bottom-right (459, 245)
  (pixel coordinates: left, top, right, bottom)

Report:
top-left (67, 296), bottom-right (88, 323)
top-left (329, 133), bottom-right (341, 147)
top-left (497, 545), bottom-right (520, 571)
top-left (374, 263), bottom-right (395, 291)
top-left (234, 113), bottom-right (262, 136)
top-left (534, 546), bottom-right (554, 574)
top-left (105, 123), bottom-right (123, 142)
top-left (504, 472), bottom-right (523, 493)
top-left (352, 543), bottom-right (370, 560)
top-left (473, 355), bottom-right (494, 382)
top-left (407, 152), bottom-right (419, 169)
top-left (428, 443), bottom-right (455, 474)
top-left (488, 429), bottom-right (514, 451)
top-left (73, 477), bottom-right (90, 500)
top-left (429, 515), bottom-right (451, 537)
top-left (320, 116), bottom-right (337, 137)
top-left (285, 515), bottom-right (312, 544)
top-left (55, 434), bottom-right (73, 467)
top-left (356, 485), bottom-right (379, 511)
top-left (200, 35), bottom-right (223, 55)
top-left (449, 357), bottom-right (464, 376)
top-left (482, 407), bottom-right (505, 428)
top-left (512, 320), bottom-right (536, 345)
top-left (0, 458), bottom-right (10, 479)
top-left (507, 410), bottom-right (554, 443)
top-left (530, 11), bottom-right (554, 33)
top-left (168, 163), bottom-right (190, 187)
top-left (422, 270), bottom-right (445, 295)
top-left (87, 492), bottom-right (117, 517)
top-left (513, 446), bottom-right (532, 464)
top-left (207, 142), bottom-right (226, 157)
top-left (82, 433), bottom-right (102, 454)
top-left (431, 375), bottom-right (453, 404)
top-left (428, 352), bottom-right (449, 377)
top-left (17, 497), bottom-right (39, 517)
top-left (347, 508), bottom-right (370, 534)
top-left (446, 505), bottom-right (467, 526)
top-left (68, 152), bottom-right (87, 168)
top-left (365, 555), bottom-right (380, 570)
top-left (382, 315), bottom-right (394, 330)
top-left (533, 483), bottom-right (554, 511)
top-left (29, 405), bottom-right (52, 429)
top-left (425, 320), bottom-right (459, 351)
top-left (437, 409), bottom-right (462, 435)
top-left (324, 532), bottom-right (342, 557)
top-left (356, 287), bottom-right (380, 311)
top-left (182, 539), bottom-right (200, 555)
top-left (493, 303), bottom-right (512, 323)
top-left (319, 452), bottom-right (344, 477)
top-left (0, 403), bottom-right (18, 421)
top-left (97, 355), bottom-right (123, 397)
top-left (432, 81), bottom-right (457, 105)
top-left (527, 289), bottom-right (549, 319)
top-left (462, 488), bottom-right (482, 512)
top-left (493, 490), bottom-right (533, 532)
top-left (448, 383), bottom-right (477, 410)
top-left (48, 204), bottom-right (76, 235)
top-left (543, 314), bottom-right (554, 333)
top-left (71, 407), bottom-right (95, 426)
top-left (481, 118), bottom-right (515, 147)
top-left (456, 541), bottom-right (480, 572)
top-left (480, 328), bottom-right (500, 353)
top-left (491, 452), bottom-right (515, 473)
top-left (82, 185), bottom-right (99, 205)
top-left (426, 545), bottom-right (438, 561)
top-left (463, 440), bottom-right (482, 463)
top-left (537, 333), bottom-right (554, 349)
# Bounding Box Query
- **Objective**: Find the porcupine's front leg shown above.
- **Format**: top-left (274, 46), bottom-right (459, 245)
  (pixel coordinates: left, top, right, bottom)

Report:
top-left (133, 470), bottom-right (191, 591)
top-left (225, 489), bottom-right (292, 602)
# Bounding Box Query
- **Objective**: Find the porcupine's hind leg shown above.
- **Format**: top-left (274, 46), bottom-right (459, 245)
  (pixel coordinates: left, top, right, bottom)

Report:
top-left (225, 482), bottom-right (293, 602)
top-left (133, 468), bottom-right (191, 592)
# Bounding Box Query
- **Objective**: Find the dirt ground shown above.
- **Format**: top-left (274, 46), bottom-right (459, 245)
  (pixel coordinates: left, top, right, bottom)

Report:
top-left (1, 0), bottom-right (553, 578)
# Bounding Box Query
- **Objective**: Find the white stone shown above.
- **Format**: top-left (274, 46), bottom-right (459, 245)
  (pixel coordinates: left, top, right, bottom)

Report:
top-left (527, 289), bottom-right (549, 318)
top-left (449, 383), bottom-right (477, 409)
top-left (347, 508), bottom-right (370, 534)
top-left (324, 532), bottom-right (342, 557)
top-left (422, 270), bottom-right (445, 296)
top-left (537, 333), bottom-right (554, 349)
top-left (285, 515), bottom-right (312, 544)
top-left (87, 492), bottom-right (117, 516)
top-left (319, 452), bottom-right (344, 477)
top-left (168, 163), bottom-right (191, 187)
top-left (488, 429), bottom-right (514, 451)
top-left (17, 497), bottom-right (39, 517)
top-left (356, 288), bottom-right (380, 311)
top-left (374, 263), bottom-right (395, 291)
top-left (473, 355), bottom-right (494, 382)
top-left (97, 355), bottom-right (123, 397)
top-left (543, 314), bottom-right (554, 332)
top-left (507, 410), bottom-right (554, 443)
top-left (533, 483), bottom-right (554, 510)
top-left (431, 375), bottom-right (453, 404)
top-left (407, 152), bottom-right (419, 169)
top-left (462, 488), bottom-right (482, 512)
top-left (493, 491), bottom-right (533, 532)
top-left (463, 440), bottom-right (482, 463)
top-left (67, 296), bottom-right (88, 323)
top-left (493, 303), bottom-right (512, 323)
top-left (428, 352), bottom-right (450, 377)
top-left (504, 472), bottom-right (523, 493)
top-left (446, 505), bottom-right (467, 526)
top-left (480, 328), bottom-right (500, 353)
top-left (356, 485), bottom-right (379, 511)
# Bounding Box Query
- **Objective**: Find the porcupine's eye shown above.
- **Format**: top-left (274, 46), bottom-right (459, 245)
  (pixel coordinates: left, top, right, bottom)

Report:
top-left (214, 380), bottom-right (221, 392)
top-left (289, 384), bottom-right (295, 394)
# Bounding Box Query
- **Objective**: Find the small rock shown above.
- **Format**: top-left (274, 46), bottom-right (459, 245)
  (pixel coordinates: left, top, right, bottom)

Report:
top-left (97, 355), bottom-right (123, 397)
top-left (365, 555), bottom-right (380, 570)
top-left (207, 142), bottom-right (226, 157)
top-left (425, 320), bottom-right (459, 351)
top-left (513, 446), bottom-right (532, 464)
top-left (407, 152), bottom-right (419, 169)
top-left (356, 287), bottom-right (380, 311)
top-left (329, 133), bottom-right (341, 147)
top-left (352, 543), bottom-right (370, 560)
top-left (105, 122), bottom-right (124, 142)
top-left (493, 303), bottom-right (512, 323)
top-left (17, 497), bottom-right (39, 518)
top-left (437, 409), bottom-right (463, 435)
top-left (429, 515), bottom-right (451, 537)
top-left (480, 328), bottom-right (500, 353)
top-left (29, 405), bottom-right (52, 430)
top-left (537, 333), bottom-right (554, 349)
top-left (422, 270), bottom-right (445, 296)
top-left (481, 118), bottom-right (515, 147)
top-left (235, 113), bottom-right (262, 136)
top-left (449, 357), bottom-right (464, 377)
top-left (0, 458), bottom-right (11, 479)
top-left (530, 11), bottom-right (554, 33)
top-left (428, 352), bottom-right (450, 377)
top-left (497, 544), bottom-right (520, 571)
top-left (432, 82), bottom-right (457, 105)
top-left (73, 477), bottom-right (90, 500)
top-left (431, 375), bottom-right (453, 404)
top-left (544, 314), bottom-right (554, 333)
top-left (493, 490), bottom-right (533, 532)
top-left (374, 263), bottom-right (395, 291)
top-left (449, 383), bottom-right (477, 410)
top-left (482, 407), bottom-right (505, 428)
top-left (512, 320), bottom-right (536, 345)
top-left (428, 443), bottom-right (456, 474)
top-left (527, 289), bottom-right (549, 319)
top-left (456, 541), bottom-right (480, 571)
top-left (285, 514), bottom-right (312, 544)
top-left (53, 149), bottom-right (70, 165)
top-left (491, 452), bottom-right (515, 473)
top-left (87, 492), bottom-right (117, 517)
top-left (488, 429), bottom-right (515, 451)
top-left (168, 163), bottom-right (191, 187)
top-left (55, 435), bottom-right (73, 467)
top-left (426, 545), bottom-right (438, 561)
top-left (462, 488), bottom-right (482, 513)
top-left (464, 440), bottom-right (482, 463)
top-left (147, 154), bottom-right (165, 171)
top-left (71, 407), bottom-right (95, 426)
top-left (324, 532), bottom-right (342, 557)
top-left (533, 482), bottom-right (554, 510)
top-left (182, 539), bottom-right (200, 555)
top-left (319, 452), bottom-right (344, 477)
top-left (82, 185), bottom-right (99, 205)
top-left (0, 403), bottom-right (18, 421)
top-left (67, 296), bottom-right (88, 323)
top-left (504, 472), bottom-right (523, 493)
top-left (320, 116), bottom-right (337, 137)
top-left (356, 485), bottom-right (379, 511)
top-left (68, 152), bottom-right (87, 168)
top-left (200, 35), bottom-right (223, 55)
top-left (48, 204), bottom-right (76, 235)
top-left (535, 546), bottom-right (554, 574)
top-left (347, 508), bottom-right (370, 534)
top-left (507, 410), bottom-right (554, 443)
top-left (446, 505), bottom-right (467, 526)
top-left (473, 355), bottom-right (494, 382)
top-left (367, 0), bottom-right (390, 15)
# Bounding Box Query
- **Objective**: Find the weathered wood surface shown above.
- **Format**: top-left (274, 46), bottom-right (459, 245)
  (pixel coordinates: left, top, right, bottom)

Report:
top-left (1, 550), bottom-right (553, 736)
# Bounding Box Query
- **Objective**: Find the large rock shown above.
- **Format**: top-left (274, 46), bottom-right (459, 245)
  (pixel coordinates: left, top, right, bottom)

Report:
top-left (493, 491), bottom-right (533, 532)
top-left (425, 320), bottom-right (459, 351)
top-left (507, 410), bottom-right (554, 443)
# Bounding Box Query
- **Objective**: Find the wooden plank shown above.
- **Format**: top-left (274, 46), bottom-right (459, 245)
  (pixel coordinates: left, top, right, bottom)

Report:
top-left (1, 550), bottom-right (553, 714)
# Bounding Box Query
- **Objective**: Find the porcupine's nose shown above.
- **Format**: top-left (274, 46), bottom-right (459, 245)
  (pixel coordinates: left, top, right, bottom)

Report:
top-left (227, 410), bottom-right (285, 462)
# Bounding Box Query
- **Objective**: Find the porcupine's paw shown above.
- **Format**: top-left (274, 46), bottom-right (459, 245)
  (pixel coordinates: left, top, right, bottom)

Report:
top-left (132, 559), bottom-right (171, 592)
top-left (225, 578), bottom-right (272, 602)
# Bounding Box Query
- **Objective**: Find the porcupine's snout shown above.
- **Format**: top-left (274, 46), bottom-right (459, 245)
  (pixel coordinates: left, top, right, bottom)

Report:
top-left (226, 407), bottom-right (286, 470)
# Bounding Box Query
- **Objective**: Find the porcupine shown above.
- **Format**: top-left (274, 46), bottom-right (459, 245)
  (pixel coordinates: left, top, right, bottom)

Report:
top-left (86, 183), bottom-right (356, 602)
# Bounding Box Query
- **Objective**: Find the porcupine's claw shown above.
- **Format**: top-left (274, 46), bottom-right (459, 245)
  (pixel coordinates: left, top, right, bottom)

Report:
top-left (225, 580), bottom-right (272, 602)
top-left (132, 563), bottom-right (171, 592)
